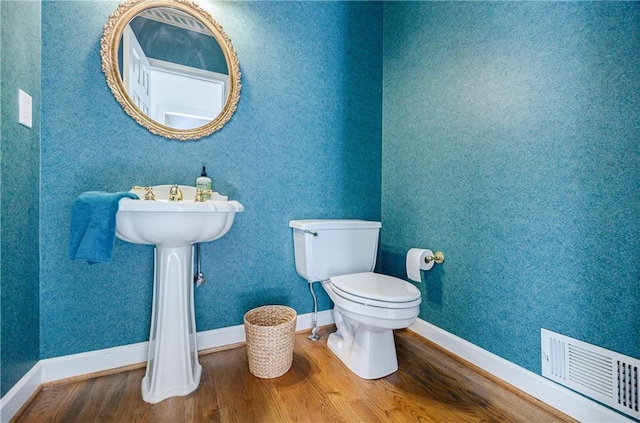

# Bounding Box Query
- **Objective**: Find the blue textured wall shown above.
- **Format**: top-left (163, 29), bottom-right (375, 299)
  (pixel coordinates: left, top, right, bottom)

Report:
top-left (6, 0), bottom-right (637, 403)
top-left (0, 1), bottom-right (41, 397)
top-left (39, 1), bottom-right (382, 358)
top-left (381, 1), bottom-right (640, 374)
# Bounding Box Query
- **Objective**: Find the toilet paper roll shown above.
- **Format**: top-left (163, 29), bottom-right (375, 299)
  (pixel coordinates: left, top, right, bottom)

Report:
top-left (406, 248), bottom-right (434, 282)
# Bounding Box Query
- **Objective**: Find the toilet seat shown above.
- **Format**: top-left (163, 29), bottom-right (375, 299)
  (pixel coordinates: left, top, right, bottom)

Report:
top-left (329, 272), bottom-right (421, 309)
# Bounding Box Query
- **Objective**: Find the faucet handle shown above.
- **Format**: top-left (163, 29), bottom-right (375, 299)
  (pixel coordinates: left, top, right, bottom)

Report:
top-left (132, 186), bottom-right (156, 201)
top-left (194, 189), bottom-right (213, 202)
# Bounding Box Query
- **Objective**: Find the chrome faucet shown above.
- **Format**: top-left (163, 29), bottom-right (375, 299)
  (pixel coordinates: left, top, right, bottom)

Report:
top-left (168, 185), bottom-right (183, 201)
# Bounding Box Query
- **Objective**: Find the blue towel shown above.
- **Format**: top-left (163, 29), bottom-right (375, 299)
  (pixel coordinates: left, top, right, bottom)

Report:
top-left (69, 191), bottom-right (139, 264)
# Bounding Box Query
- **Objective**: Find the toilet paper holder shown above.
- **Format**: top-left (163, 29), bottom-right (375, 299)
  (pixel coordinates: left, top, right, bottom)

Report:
top-left (424, 251), bottom-right (445, 265)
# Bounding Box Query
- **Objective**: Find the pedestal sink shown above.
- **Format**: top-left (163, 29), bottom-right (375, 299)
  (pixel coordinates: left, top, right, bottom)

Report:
top-left (115, 185), bottom-right (243, 403)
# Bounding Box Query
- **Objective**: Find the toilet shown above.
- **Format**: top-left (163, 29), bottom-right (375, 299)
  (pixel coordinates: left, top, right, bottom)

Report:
top-left (289, 219), bottom-right (421, 379)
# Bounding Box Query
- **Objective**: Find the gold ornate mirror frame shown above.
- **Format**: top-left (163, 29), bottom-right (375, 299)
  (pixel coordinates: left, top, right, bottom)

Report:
top-left (100, 0), bottom-right (241, 141)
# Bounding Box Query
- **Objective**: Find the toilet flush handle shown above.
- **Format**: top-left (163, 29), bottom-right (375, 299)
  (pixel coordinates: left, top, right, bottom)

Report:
top-left (304, 230), bottom-right (318, 237)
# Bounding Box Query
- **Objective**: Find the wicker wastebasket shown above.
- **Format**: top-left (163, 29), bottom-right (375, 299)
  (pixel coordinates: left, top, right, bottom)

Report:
top-left (243, 305), bottom-right (297, 379)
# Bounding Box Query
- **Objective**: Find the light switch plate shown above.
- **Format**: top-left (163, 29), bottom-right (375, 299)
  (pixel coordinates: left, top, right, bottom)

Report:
top-left (19, 89), bottom-right (33, 128)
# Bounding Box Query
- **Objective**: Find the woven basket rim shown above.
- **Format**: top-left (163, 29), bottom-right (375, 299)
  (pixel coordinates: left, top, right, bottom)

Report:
top-left (243, 305), bottom-right (297, 328)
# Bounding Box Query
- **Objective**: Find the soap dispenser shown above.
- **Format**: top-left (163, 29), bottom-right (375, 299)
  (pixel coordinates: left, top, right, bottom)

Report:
top-left (196, 166), bottom-right (212, 200)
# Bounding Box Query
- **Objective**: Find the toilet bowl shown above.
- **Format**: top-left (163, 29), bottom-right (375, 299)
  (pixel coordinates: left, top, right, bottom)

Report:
top-left (323, 272), bottom-right (421, 379)
top-left (289, 219), bottom-right (422, 379)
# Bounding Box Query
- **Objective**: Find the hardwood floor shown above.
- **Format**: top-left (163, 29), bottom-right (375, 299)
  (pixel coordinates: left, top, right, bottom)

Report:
top-left (14, 327), bottom-right (576, 422)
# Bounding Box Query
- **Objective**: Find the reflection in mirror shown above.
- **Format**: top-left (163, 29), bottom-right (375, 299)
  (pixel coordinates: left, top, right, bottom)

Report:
top-left (122, 8), bottom-right (228, 130)
top-left (101, 0), bottom-right (241, 140)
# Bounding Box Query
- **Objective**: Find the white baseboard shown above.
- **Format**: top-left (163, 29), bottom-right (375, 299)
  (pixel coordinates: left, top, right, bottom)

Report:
top-left (40, 341), bottom-right (149, 384)
top-left (0, 363), bottom-right (42, 423)
top-left (408, 318), bottom-right (633, 423)
top-left (0, 310), bottom-right (334, 423)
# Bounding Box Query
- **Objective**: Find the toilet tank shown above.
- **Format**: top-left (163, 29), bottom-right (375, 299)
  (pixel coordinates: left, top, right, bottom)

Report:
top-left (289, 219), bottom-right (382, 282)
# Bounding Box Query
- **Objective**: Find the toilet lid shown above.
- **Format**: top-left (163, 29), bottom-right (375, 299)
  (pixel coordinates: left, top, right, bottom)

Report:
top-left (330, 272), bottom-right (421, 303)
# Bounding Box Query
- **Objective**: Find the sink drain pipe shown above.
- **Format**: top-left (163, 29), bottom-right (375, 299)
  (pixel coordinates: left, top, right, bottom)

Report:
top-left (194, 243), bottom-right (206, 287)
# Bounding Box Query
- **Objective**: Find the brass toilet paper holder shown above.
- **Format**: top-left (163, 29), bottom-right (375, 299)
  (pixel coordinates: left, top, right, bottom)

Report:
top-left (424, 251), bottom-right (445, 265)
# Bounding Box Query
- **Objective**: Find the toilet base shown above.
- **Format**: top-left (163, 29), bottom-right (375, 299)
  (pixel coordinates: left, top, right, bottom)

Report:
top-left (327, 326), bottom-right (398, 379)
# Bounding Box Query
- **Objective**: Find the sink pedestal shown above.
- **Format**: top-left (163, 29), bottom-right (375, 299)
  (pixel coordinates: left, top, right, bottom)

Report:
top-left (142, 245), bottom-right (201, 403)
top-left (115, 185), bottom-right (244, 403)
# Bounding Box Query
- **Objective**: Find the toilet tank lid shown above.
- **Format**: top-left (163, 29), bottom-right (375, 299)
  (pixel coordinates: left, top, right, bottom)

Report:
top-left (289, 219), bottom-right (381, 230)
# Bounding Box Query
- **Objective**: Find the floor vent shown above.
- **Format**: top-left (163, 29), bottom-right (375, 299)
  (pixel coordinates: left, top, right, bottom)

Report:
top-left (541, 328), bottom-right (639, 421)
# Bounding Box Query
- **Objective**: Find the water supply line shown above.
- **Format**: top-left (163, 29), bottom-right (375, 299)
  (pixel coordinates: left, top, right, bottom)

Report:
top-left (194, 243), bottom-right (206, 287)
top-left (308, 281), bottom-right (319, 341)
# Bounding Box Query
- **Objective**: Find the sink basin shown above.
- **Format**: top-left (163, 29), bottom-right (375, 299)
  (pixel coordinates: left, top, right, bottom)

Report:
top-left (115, 184), bottom-right (243, 403)
top-left (116, 185), bottom-right (244, 246)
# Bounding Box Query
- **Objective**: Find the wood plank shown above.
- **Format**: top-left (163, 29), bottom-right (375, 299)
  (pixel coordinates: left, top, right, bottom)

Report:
top-left (13, 327), bottom-right (577, 423)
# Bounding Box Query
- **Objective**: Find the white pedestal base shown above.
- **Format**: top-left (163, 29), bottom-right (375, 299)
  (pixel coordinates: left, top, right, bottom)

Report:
top-left (142, 245), bottom-right (201, 404)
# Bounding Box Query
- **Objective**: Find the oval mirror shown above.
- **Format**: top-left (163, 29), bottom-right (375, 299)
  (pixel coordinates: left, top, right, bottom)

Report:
top-left (101, 0), bottom-right (241, 141)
